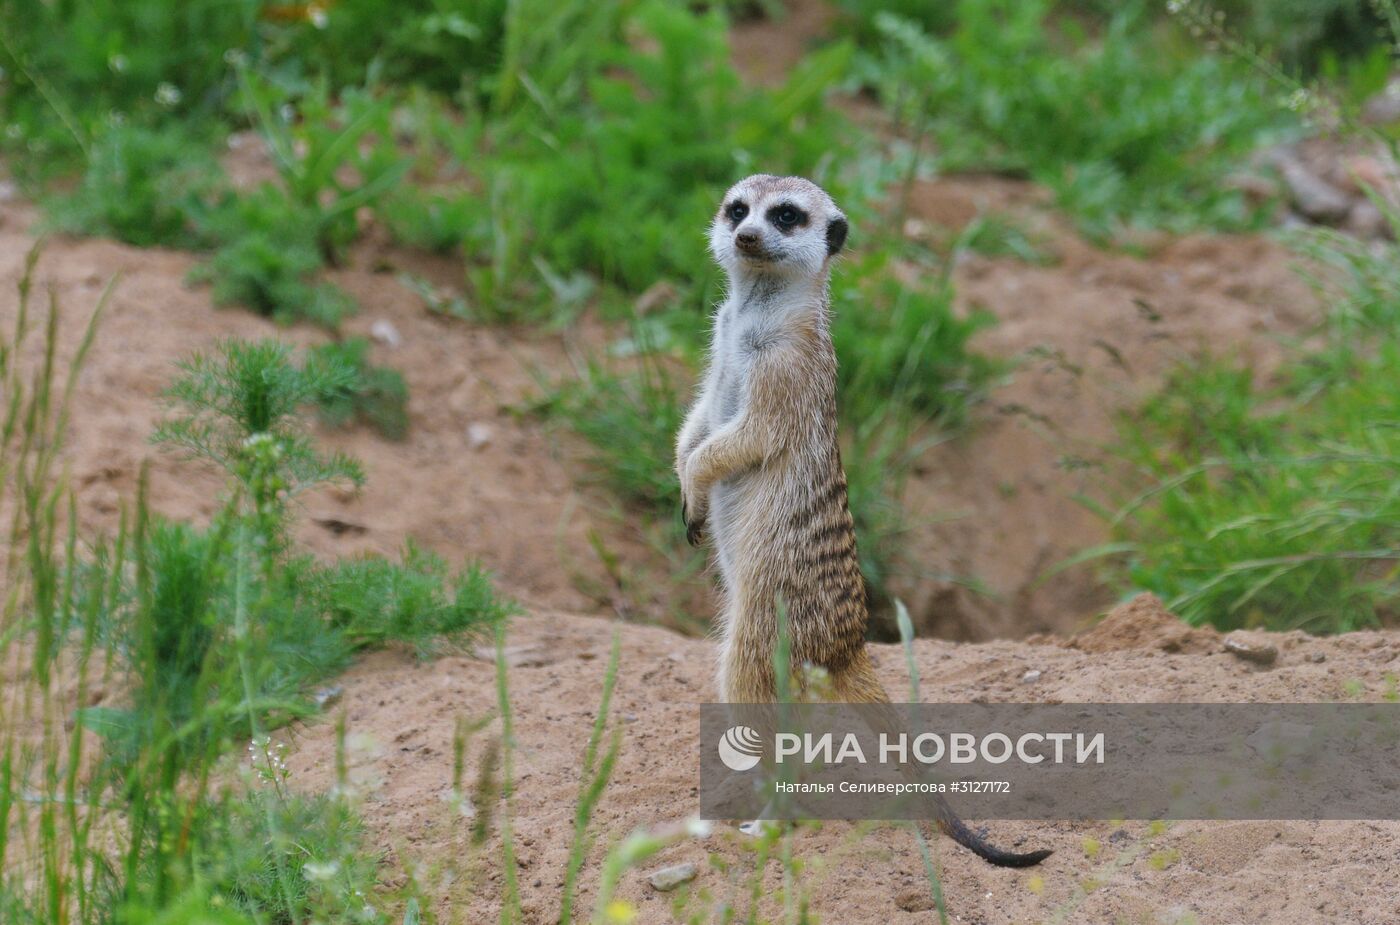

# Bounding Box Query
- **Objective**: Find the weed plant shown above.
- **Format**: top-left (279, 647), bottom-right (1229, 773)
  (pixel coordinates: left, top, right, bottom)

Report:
top-left (0, 267), bottom-right (511, 922)
top-left (307, 338), bottom-right (411, 440)
top-left (42, 124), bottom-right (223, 249)
top-left (857, 0), bottom-right (1297, 239)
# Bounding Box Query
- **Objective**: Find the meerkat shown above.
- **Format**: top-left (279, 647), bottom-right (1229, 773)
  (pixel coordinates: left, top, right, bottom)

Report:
top-left (677, 174), bottom-right (1050, 868)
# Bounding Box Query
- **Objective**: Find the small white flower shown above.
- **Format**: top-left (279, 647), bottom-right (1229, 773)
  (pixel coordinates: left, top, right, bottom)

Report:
top-left (309, 5), bottom-right (329, 28)
top-left (108, 54), bottom-right (128, 74)
top-left (224, 48), bottom-right (247, 67)
top-left (1282, 88), bottom-right (1312, 112)
top-left (155, 83), bottom-right (182, 107)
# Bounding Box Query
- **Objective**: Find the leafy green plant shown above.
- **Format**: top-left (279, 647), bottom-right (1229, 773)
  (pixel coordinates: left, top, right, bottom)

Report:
top-left (43, 124), bottom-right (223, 248)
top-left (0, 0), bottom-right (258, 171)
top-left (279, 0), bottom-right (513, 97)
top-left (235, 72), bottom-right (409, 264)
top-left (467, 0), bottom-right (852, 320)
top-left (202, 788), bottom-right (383, 925)
top-left (308, 337), bottom-right (411, 440)
top-left (860, 0), bottom-right (1295, 239)
top-left (832, 248), bottom-right (1000, 428)
top-left (154, 339), bottom-right (364, 522)
top-left (306, 542), bottom-right (517, 657)
top-left (378, 187), bottom-right (479, 255)
top-left (191, 188), bottom-right (358, 328)
top-left (544, 358), bottom-right (687, 513)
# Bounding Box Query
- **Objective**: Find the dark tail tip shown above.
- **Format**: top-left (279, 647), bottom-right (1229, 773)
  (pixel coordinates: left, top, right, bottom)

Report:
top-left (938, 813), bottom-right (1052, 868)
top-left (975, 845), bottom-right (1053, 868)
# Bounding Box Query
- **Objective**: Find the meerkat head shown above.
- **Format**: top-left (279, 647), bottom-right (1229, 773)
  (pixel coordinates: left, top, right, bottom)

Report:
top-left (709, 174), bottom-right (848, 281)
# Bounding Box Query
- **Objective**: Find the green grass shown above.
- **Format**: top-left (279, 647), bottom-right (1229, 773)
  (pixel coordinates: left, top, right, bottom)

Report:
top-left (1101, 216), bottom-right (1400, 632)
top-left (857, 0), bottom-right (1298, 240)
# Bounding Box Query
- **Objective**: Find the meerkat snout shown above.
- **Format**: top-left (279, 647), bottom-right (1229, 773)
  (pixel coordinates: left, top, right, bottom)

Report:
top-left (710, 174), bottom-right (848, 278)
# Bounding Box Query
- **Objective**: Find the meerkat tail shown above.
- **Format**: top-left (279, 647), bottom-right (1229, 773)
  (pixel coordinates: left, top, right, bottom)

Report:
top-left (931, 808), bottom-right (1052, 868)
top-left (863, 699), bottom-right (1052, 867)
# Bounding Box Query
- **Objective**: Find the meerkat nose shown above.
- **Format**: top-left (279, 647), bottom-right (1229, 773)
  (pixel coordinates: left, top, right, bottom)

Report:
top-left (736, 231), bottom-right (759, 245)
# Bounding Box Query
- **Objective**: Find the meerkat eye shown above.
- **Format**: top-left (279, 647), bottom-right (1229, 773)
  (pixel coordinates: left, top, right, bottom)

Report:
top-left (726, 201), bottom-right (749, 223)
top-left (767, 203), bottom-right (808, 231)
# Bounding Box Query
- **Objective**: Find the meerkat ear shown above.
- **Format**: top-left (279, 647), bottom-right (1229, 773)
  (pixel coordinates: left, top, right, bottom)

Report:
top-left (825, 216), bottom-right (848, 256)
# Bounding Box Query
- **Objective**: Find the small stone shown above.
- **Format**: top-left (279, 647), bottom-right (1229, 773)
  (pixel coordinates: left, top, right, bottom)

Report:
top-left (369, 319), bottom-right (402, 348)
top-left (646, 862), bottom-right (697, 892)
top-left (1021, 669), bottom-right (1042, 684)
top-left (1307, 652), bottom-right (1326, 663)
top-left (1223, 633), bottom-right (1278, 667)
top-left (1363, 81), bottom-right (1400, 125)
top-left (1224, 172), bottom-right (1280, 204)
top-left (1272, 152), bottom-right (1352, 223)
top-left (467, 422), bottom-right (493, 450)
top-left (1343, 200), bottom-right (1389, 240)
top-left (313, 685), bottom-right (343, 708)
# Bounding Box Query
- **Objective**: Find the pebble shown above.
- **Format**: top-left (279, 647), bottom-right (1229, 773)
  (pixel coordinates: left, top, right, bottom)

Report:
top-left (313, 685), bottom-right (343, 708)
top-left (1274, 154), bottom-right (1352, 223)
top-left (1021, 669), bottom-right (1042, 684)
top-left (467, 422), bottom-right (493, 449)
top-left (370, 319), bottom-right (402, 348)
top-left (1343, 200), bottom-right (1389, 239)
top-left (646, 862), bottom-right (697, 892)
top-left (1307, 652), bottom-right (1327, 664)
top-left (1363, 81), bottom-right (1400, 125)
top-left (1223, 633), bottom-right (1279, 667)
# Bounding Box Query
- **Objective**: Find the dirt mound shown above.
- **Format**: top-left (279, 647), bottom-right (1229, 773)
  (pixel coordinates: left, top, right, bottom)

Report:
top-left (1071, 593), bottom-right (1218, 654)
top-left (893, 176), bottom-right (1320, 640)
top-left (278, 606), bottom-right (1400, 924)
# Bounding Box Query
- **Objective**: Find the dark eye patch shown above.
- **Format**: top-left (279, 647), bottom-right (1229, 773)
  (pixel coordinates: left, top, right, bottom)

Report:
top-left (726, 200), bottom-right (749, 225)
top-left (766, 202), bottom-right (809, 233)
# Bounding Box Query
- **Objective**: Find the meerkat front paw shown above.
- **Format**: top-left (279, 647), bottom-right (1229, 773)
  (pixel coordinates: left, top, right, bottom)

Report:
top-left (682, 498), bottom-right (707, 547)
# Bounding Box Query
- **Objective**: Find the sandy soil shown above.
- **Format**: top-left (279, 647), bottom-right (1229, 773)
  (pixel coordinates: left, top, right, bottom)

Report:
top-left (278, 594), bottom-right (1400, 924)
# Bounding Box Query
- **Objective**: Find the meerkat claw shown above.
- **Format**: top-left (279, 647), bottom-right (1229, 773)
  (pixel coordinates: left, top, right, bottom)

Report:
top-left (686, 516), bottom-right (705, 547)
